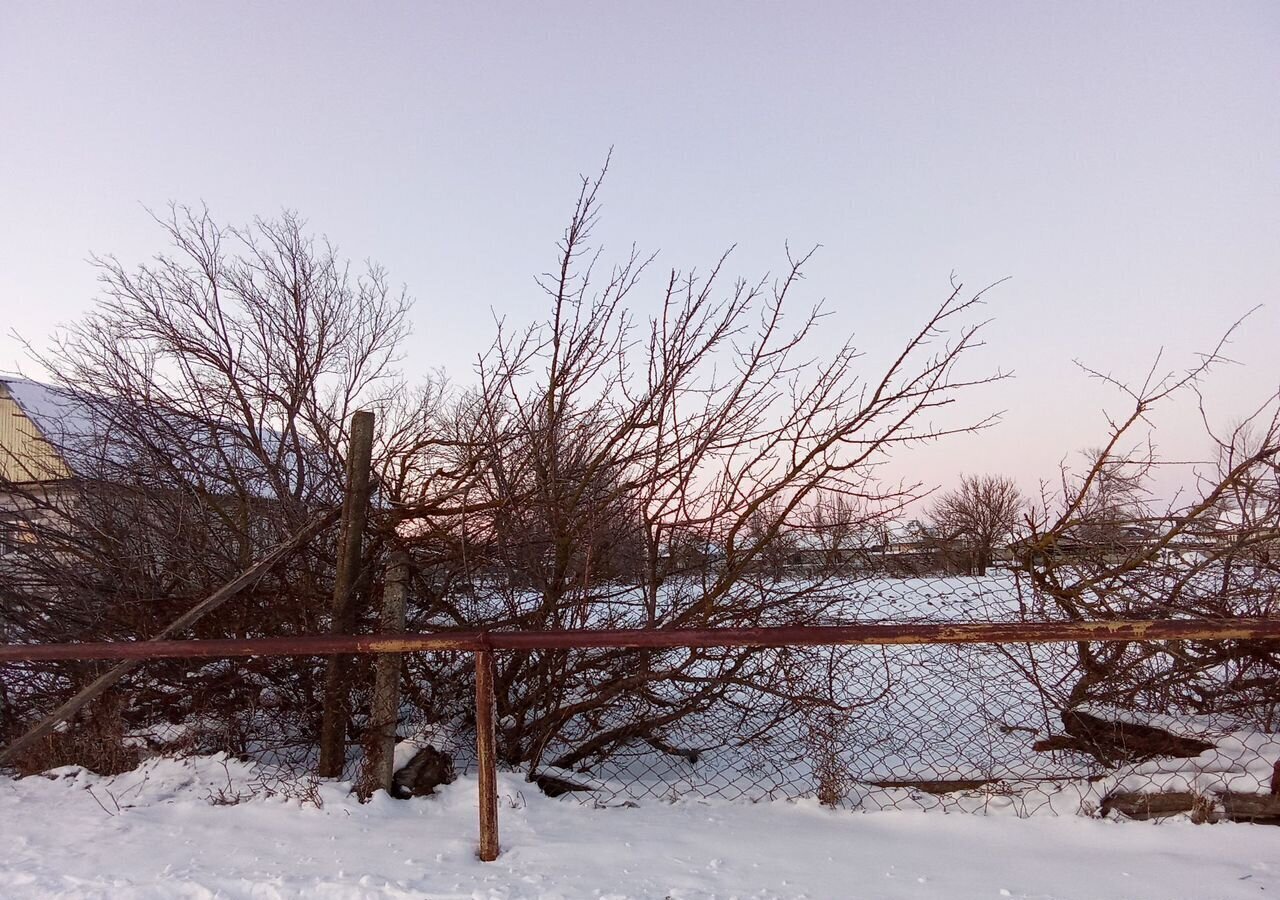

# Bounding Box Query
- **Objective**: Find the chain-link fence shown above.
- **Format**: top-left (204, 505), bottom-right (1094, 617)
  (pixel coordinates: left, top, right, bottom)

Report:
top-left (523, 637), bottom-right (1279, 823)
top-left (424, 572), bottom-right (1277, 824)
top-left (2, 572), bottom-right (1278, 835)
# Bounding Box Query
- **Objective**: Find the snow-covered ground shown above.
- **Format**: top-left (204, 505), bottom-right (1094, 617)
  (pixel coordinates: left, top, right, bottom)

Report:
top-left (2, 756), bottom-right (1276, 900)
top-left (6, 574), bottom-right (1277, 896)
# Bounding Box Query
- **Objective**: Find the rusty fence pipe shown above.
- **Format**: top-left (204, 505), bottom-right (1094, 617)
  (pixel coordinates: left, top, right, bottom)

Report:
top-left (0, 633), bottom-right (486, 662)
top-left (3, 618), bottom-right (1280, 664)
top-left (486, 618), bottom-right (1280, 650)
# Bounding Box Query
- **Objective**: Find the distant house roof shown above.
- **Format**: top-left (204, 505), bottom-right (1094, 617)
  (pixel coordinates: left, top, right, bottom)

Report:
top-left (880, 520), bottom-right (937, 549)
top-left (0, 375), bottom-right (96, 482)
top-left (3, 376), bottom-right (97, 441)
top-left (0, 375), bottom-right (334, 502)
top-left (1, 375), bottom-right (154, 483)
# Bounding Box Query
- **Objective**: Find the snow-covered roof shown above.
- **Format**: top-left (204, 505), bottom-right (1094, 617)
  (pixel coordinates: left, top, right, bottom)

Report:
top-left (1, 376), bottom-right (335, 501)
top-left (789, 526), bottom-right (885, 552)
top-left (1, 375), bottom-right (108, 477)
top-left (881, 520), bottom-right (936, 544)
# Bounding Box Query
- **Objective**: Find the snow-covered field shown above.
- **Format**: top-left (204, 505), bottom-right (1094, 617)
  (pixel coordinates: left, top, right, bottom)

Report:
top-left (2, 755), bottom-right (1277, 900)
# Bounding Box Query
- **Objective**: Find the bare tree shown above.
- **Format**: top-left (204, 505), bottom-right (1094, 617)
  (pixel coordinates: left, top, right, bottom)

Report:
top-left (928, 473), bottom-right (1024, 575)
top-left (789, 492), bottom-right (897, 577)
top-left (1016, 333), bottom-right (1280, 748)
top-left (388, 164), bottom-right (1006, 778)
top-left (0, 207), bottom-right (430, 773)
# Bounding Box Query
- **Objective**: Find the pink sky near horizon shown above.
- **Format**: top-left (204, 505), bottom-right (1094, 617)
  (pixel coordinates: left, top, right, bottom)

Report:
top-left (1, 2), bottom-right (1276, 504)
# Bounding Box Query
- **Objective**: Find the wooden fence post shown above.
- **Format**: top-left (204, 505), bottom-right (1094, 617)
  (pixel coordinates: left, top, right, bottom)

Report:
top-left (318, 409), bottom-right (375, 778)
top-left (359, 549), bottom-right (409, 798)
top-left (475, 648), bottom-right (500, 861)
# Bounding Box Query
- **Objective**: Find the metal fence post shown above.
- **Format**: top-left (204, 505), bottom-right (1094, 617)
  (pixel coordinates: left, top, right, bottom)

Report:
top-left (474, 647), bottom-right (500, 861)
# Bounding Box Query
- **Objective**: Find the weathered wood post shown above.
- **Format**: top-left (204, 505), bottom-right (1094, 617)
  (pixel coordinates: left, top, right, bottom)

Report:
top-left (318, 409), bottom-right (375, 778)
top-left (359, 548), bottom-right (409, 798)
top-left (475, 647), bottom-right (500, 861)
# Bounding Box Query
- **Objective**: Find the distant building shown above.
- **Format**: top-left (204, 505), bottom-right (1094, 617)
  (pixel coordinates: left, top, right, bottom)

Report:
top-left (0, 375), bottom-right (317, 562)
top-left (0, 377), bottom-right (92, 556)
top-left (0, 377), bottom-right (84, 486)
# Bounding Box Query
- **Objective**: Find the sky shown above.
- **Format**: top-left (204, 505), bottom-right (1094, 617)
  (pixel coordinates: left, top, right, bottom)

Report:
top-left (1, 2), bottom-right (1276, 504)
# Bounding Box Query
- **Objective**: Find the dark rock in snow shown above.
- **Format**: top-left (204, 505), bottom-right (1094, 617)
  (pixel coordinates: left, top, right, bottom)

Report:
top-left (532, 771), bottom-right (596, 797)
top-left (391, 745), bottom-right (455, 799)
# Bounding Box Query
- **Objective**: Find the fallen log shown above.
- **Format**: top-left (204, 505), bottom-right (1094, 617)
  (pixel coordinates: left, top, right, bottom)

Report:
top-left (870, 779), bottom-right (998, 794)
top-left (1102, 790), bottom-right (1280, 824)
top-left (1034, 709), bottom-right (1215, 764)
top-left (1100, 790), bottom-right (1203, 821)
top-left (1220, 792), bottom-right (1280, 824)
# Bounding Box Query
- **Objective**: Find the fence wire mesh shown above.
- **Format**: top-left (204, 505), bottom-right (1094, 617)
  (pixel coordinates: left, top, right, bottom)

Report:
top-left (522, 637), bottom-right (1279, 823)
top-left (2, 572), bottom-right (1277, 824)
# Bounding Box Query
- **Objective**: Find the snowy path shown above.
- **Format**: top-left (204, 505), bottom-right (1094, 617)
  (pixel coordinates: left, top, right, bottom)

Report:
top-left (1, 760), bottom-right (1276, 899)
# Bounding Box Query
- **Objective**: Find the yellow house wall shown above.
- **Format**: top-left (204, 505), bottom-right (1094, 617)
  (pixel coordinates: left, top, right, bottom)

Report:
top-left (0, 387), bottom-right (70, 483)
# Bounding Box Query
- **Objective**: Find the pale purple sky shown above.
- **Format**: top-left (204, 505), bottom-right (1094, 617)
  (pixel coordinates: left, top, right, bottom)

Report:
top-left (2, 2), bottom-right (1277, 501)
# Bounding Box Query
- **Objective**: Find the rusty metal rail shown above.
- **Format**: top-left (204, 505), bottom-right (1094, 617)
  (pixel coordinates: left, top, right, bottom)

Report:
top-left (3, 618), bottom-right (1280, 663)
top-left (4, 616), bottom-right (1279, 862)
